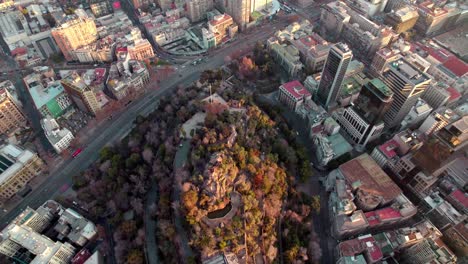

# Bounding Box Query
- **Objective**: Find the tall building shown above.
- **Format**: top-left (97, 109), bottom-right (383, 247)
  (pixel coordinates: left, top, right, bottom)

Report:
top-left (334, 78), bottom-right (393, 146)
top-left (382, 59), bottom-right (431, 129)
top-left (225, 0), bottom-right (251, 31)
top-left (0, 144), bottom-right (43, 201)
top-left (421, 83), bottom-right (451, 109)
top-left (51, 12), bottom-right (98, 61)
top-left (419, 108), bottom-right (457, 136)
top-left (414, 1), bottom-right (450, 36)
top-left (61, 72), bottom-right (100, 115)
top-left (0, 84), bottom-right (26, 134)
top-left (316, 43), bottom-right (353, 108)
top-left (187, 0), bottom-right (214, 22)
top-left (384, 5), bottom-right (419, 33)
top-left (251, 0), bottom-right (272, 11)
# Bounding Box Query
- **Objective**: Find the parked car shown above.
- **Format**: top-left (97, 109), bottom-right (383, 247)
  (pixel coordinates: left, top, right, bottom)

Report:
top-left (72, 148), bottom-right (83, 158)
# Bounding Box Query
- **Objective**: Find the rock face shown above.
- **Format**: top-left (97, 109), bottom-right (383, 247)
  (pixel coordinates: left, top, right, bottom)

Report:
top-left (201, 152), bottom-right (239, 212)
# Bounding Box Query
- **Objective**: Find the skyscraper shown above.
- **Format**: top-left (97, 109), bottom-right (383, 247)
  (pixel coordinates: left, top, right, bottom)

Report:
top-left (51, 12), bottom-right (98, 61)
top-left (316, 43), bottom-right (353, 108)
top-left (382, 59), bottom-right (431, 129)
top-left (334, 78), bottom-right (393, 146)
top-left (225, 0), bottom-right (251, 31)
top-left (187, 0), bottom-right (214, 22)
top-left (61, 72), bottom-right (100, 116)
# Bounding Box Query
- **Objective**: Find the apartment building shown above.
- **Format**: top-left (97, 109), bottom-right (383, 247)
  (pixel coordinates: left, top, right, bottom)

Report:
top-left (61, 72), bottom-right (100, 116)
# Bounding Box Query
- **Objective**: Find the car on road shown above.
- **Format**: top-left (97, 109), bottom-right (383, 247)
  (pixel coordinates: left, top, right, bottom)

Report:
top-left (72, 148), bottom-right (83, 158)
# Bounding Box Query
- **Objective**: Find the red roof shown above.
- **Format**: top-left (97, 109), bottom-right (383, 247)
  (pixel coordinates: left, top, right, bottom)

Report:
top-left (359, 235), bottom-right (383, 263)
top-left (11, 47), bottom-right (27, 56)
top-left (364, 211), bottom-right (381, 227)
top-left (376, 207), bottom-right (402, 221)
top-left (71, 249), bottom-right (91, 264)
top-left (378, 139), bottom-right (398, 159)
top-left (116, 47), bottom-right (128, 53)
top-left (280, 80), bottom-right (311, 99)
top-left (442, 58), bottom-right (468, 77)
top-left (450, 189), bottom-right (468, 209)
top-left (414, 42), bottom-right (468, 77)
top-left (446, 87), bottom-right (461, 101)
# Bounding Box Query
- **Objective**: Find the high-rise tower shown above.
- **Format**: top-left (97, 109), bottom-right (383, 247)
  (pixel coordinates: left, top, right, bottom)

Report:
top-left (316, 43), bottom-right (353, 108)
top-left (382, 59), bottom-right (431, 129)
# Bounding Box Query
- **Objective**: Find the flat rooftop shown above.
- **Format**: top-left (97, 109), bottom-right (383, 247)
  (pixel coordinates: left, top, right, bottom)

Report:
top-left (434, 23), bottom-right (468, 60)
top-left (280, 80), bottom-right (311, 99)
top-left (388, 59), bottom-right (431, 85)
top-left (0, 144), bottom-right (35, 185)
top-left (339, 154), bottom-right (402, 202)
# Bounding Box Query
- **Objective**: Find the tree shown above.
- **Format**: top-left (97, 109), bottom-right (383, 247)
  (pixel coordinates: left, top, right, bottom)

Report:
top-left (311, 195), bottom-right (321, 214)
top-left (126, 249), bottom-right (144, 264)
top-left (182, 190), bottom-right (198, 211)
top-left (119, 220), bottom-right (137, 239)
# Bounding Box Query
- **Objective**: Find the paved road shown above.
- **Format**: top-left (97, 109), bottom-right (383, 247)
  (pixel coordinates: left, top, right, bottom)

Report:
top-left (173, 139), bottom-right (194, 261)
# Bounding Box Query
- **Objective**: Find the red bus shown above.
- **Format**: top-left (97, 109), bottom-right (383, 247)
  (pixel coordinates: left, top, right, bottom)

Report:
top-left (72, 148), bottom-right (83, 158)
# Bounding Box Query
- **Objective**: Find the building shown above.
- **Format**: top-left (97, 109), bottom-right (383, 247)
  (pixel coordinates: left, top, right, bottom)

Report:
top-left (0, 200), bottom-right (96, 263)
top-left (442, 221), bottom-right (468, 262)
top-left (400, 98), bottom-right (433, 129)
top-left (54, 208), bottom-right (97, 246)
top-left (382, 59), bottom-right (431, 129)
top-left (251, 0), bottom-right (272, 11)
top-left (0, 84), bottom-right (26, 134)
top-left (278, 80), bottom-right (311, 111)
top-left (414, 1), bottom-right (449, 36)
top-left (127, 38), bottom-right (154, 61)
top-left (267, 38), bottom-right (303, 77)
top-left (316, 43), bottom-right (353, 108)
top-left (320, 1), bottom-right (351, 40)
top-left (0, 144), bottom-right (43, 201)
top-left (51, 12), bottom-right (98, 61)
top-left (207, 14), bottom-right (238, 46)
top-left (312, 134), bottom-right (334, 166)
top-left (41, 117), bottom-right (74, 154)
top-left (225, 0), bottom-right (251, 31)
top-left (436, 116), bottom-right (468, 151)
top-left (418, 108), bottom-right (457, 135)
top-left (333, 78), bottom-right (393, 146)
top-left (337, 234), bottom-right (383, 263)
top-left (385, 6), bottom-right (419, 34)
top-left (107, 59), bottom-right (150, 100)
top-left (421, 82), bottom-right (451, 109)
top-left (325, 154), bottom-right (416, 239)
top-left (24, 66), bottom-right (73, 118)
top-left (61, 72), bottom-right (101, 115)
top-left (187, 0), bottom-right (214, 22)
top-left (292, 33), bottom-right (331, 74)
top-left (89, 0), bottom-right (113, 18)
top-left (400, 237), bottom-right (457, 264)
top-left (0, 8), bottom-right (58, 59)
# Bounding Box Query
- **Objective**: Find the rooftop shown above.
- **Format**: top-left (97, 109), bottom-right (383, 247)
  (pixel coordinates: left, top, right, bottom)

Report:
top-left (378, 139), bottom-right (399, 159)
top-left (209, 13), bottom-right (233, 27)
top-left (339, 154), bottom-right (402, 202)
top-left (369, 78), bottom-right (393, 98)
top-left (450, 189), bottom-right (468, 209)
top-left (411, 139), bottom-right (452, 175)
top-left (280, 80), bottom-right (311, 99)
top-left (0, 144), bottom-right (35, 185)
top-left (388, 59), bottom-right (431, 85)
top-left (413, 42), bottom-right (468, 77)
top-left (339, 234), bottom-right (383, 263)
